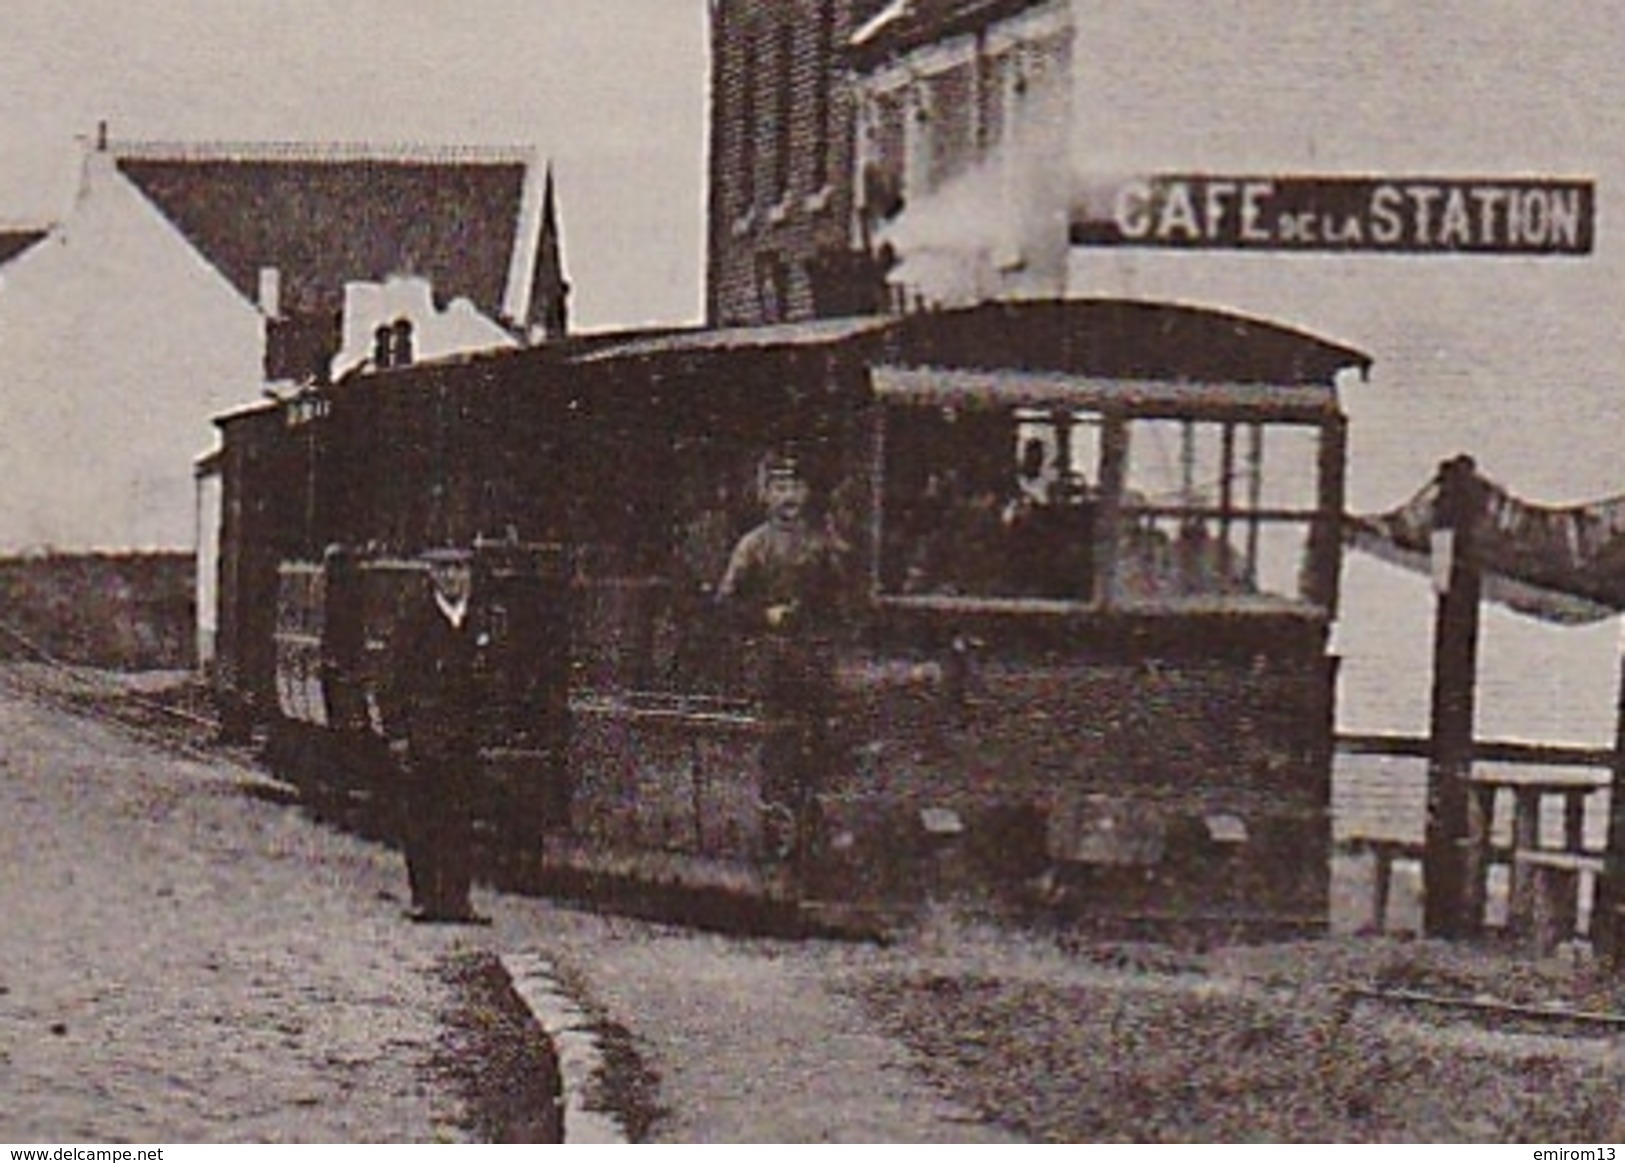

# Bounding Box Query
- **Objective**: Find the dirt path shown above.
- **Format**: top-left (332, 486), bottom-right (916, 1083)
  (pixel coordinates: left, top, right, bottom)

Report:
top-left (0, 692), bottom-right (490, 1142)
top-left (29, 666), bottom-right (1597, 1143)
top-left (489, 911), bottom-right (1018, 1143)
top-left (0, 678), bottom-right (1014, 1143)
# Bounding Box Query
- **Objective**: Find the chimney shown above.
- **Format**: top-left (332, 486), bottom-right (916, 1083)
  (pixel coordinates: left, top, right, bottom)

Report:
top-left (391, 318), bottom-right (415, 366)
top-left (257, 266), bottom-right (282, 319)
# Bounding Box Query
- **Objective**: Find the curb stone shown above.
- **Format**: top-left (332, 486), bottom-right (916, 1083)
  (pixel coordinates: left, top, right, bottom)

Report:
top-left (501, 951), bottom-right (630, 1144)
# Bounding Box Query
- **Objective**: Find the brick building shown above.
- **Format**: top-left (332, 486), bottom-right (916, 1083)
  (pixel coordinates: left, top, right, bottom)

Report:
top-left (706, 0), bottom-right (893, 326)
top-left (707, 0), bottom-right (1065, 325)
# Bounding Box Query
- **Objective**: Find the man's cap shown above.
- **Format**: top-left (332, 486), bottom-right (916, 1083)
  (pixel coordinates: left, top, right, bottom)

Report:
top-left (420, 546), bottom-right (474, 564)
top-left (758, 447), bottom-right (803, 482)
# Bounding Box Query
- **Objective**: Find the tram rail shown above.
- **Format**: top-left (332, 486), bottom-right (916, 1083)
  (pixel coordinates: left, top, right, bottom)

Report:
top-left (0, 617), bottom-right (235, 767)
top-left (1340, 984), bottom-right (1625, 1037)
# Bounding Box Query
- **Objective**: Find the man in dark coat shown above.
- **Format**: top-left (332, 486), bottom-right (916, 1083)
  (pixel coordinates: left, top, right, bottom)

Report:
top-left (379, 547), bottom-right (489, 924)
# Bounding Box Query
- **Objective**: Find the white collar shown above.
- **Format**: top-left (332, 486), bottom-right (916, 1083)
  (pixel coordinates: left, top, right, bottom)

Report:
top-left (433, 589), bottom-right (469, 629)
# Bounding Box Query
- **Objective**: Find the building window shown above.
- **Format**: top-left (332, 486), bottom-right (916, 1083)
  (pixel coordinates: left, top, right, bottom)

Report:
top-left (978, 48), bottom-right (1010, 153)
top-left (812, 0), bottom-right (836, 191)
top-left (772, 17), bottom-right (796, 204)
top-left (391, 318), bottom-right (415, 367)
top-left (739, 25), bottom-right (758, 216)
top-left (860, 87), bottom-right (908, 226)
top-left (373, 319), bottom-right (415, 369)
top-left (756, 252), bottom-right (789, 323)
top-left (923, 61), bottom-right (976, 192)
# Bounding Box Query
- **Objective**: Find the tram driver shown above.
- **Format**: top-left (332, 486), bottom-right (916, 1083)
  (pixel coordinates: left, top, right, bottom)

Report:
top-left (716, 447), bottom-right (849, 859)
top-left (1000, 436), bottom-right (1096, 600)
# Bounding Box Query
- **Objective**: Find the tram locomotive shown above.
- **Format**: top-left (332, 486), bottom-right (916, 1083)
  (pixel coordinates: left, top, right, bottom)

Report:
top-left (204, 298), bottom-right (1368, 934)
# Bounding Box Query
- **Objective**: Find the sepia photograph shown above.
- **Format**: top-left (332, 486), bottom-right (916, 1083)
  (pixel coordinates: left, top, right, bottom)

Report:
top-left (2, 0), bottom-right (1624, 1148)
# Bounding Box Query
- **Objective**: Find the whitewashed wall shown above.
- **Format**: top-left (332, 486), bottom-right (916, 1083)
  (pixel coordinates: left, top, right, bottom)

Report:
top-left (329, 275), bottom-right (517, 382)
top-left (0, 152), bottom-right (262, 552)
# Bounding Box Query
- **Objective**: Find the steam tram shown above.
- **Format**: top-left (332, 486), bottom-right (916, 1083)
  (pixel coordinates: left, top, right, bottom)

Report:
top-left (205, 298), bottom-right (1368, 934)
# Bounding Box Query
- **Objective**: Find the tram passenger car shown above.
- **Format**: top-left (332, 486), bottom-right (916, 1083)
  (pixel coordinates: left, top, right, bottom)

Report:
top-left (205, 298), bottom-right (1367, 934)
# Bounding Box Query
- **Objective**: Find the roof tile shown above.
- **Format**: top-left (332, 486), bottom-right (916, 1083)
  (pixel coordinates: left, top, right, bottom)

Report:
top-left (114, 142), bottom-right (534, 321)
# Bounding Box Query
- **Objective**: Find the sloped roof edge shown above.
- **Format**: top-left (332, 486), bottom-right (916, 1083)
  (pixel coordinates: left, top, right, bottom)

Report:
top-left (0, 228), bottom-right (49, 268)
top-left (109, 138), bottom-right (534, 166)
top-left (108, 138), bottom-right (543, 322)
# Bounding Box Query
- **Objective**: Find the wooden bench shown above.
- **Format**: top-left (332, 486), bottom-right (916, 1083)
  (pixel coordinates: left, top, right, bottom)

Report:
top-left (1341, 833), bottom-right (1605, 943)
top-left (1340, 837), bottom-right (1424, 933)
top-left (1510, 848), bottom-right (1606, 953)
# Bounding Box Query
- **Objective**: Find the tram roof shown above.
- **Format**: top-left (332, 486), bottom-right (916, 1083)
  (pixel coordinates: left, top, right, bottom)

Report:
top-left (871, 366), bottom-right (1342, 421)
top-left (567, 299), bottom-right (1371, 389)
top-left (574, 314), bottom-right (896, 363)
top-left (208, 298), bottom-right (1371, 428)
top-left (880, 299), bottom-right (1371, 387)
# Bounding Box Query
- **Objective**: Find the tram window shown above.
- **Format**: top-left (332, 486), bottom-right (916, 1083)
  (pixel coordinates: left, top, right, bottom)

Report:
top-left (1116, 418), bottom-right (1323, 607)
top-left (879, 405), bottom-right (1102, 602)
top-left (1121, 419), bottom-right (1317, 515)
top-left (1113, 513), bottom-right (1310, 604)
top-left (1254, 426), bottom-right (1320, 510)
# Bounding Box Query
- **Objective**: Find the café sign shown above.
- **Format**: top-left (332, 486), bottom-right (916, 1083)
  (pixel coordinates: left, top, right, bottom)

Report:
top-left (1070, 176), bottom-right (1594, 255)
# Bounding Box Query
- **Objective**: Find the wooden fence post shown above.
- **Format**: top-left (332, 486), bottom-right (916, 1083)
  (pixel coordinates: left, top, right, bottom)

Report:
top-left (1423, 454), bottom-right (1484, 939)
top-left (1597, 628), bottom-right (1625, 968)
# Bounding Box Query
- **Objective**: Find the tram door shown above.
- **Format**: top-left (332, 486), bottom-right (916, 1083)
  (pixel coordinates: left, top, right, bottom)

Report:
top-left (471, 541), bottom-right (573, 832)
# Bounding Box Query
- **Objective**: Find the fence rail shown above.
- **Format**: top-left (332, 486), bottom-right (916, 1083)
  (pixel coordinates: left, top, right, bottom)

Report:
top-left (1337, 732), bottom-right (1613, 769)
top-left (1336, 733), bottom-right (1611, 949)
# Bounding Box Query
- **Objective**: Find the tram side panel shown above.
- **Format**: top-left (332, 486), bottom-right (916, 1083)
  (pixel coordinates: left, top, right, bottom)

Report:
top-left (540, 346), bottom-right (870, 892)
top-left (213, 403), bottom-right (309, 738)
top-left (267, 545), bottom-right (572, 837)
top-left (556, 534), bottom-right (798, 885)
top-left (465, 543), bottom-right (574, 842)
top-left (549, 604), bottom-right (1333, 929)
top-left (826, 614), bottom-right (1333, 931)
top-left (564, 698), bottom-right (774, 871)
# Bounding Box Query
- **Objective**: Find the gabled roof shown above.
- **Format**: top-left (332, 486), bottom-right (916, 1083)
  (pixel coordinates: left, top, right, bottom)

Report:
top-left (110, 140), bottom-right (547, 326)
top-left (0, 228), bottom-right (47, 268)
top-left (527, 166), bottom-right (569, 341)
